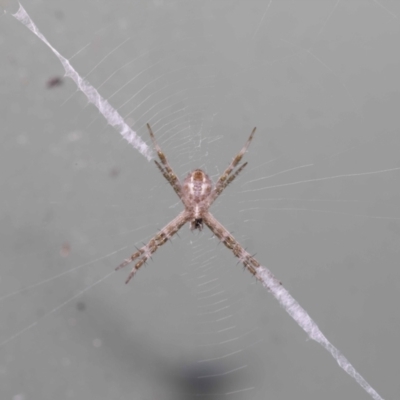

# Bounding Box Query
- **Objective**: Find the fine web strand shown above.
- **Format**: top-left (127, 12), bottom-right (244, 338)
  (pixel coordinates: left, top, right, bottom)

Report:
top-left (255, 266), bottom-right (384, 400)
top-left (0, 270), bottom-right (115, 348)
top-left (12, 3), bottom-right (153, 161)
top-left (371, 0), bottom-right (398, 19)
top-left (242, 207), bottom-right (400, 221)
top-left (243, 162), bottom-right (314, 186)
top-left (251, 0), bottom-right (272, 39)
top-left (0, 246), bottom-right (128, 303)
top-left (242, 166), bottom-right (400, 193)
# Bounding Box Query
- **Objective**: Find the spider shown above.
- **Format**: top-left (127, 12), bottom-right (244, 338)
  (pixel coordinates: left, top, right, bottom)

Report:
top-left (116, 123), bottom-right (267, 284)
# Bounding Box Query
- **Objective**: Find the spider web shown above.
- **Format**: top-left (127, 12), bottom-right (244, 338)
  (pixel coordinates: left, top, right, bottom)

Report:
top-left (1, 0), bottom-right (400, 399)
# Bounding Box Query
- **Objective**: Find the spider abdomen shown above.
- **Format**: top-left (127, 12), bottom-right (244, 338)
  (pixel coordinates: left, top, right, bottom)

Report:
top-left (183, 169), bottom-right (212, 229)
top-left (183, 169), bottom-right (212, 204)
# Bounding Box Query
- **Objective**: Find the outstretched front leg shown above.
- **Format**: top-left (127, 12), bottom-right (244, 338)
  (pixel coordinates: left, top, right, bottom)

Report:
top-left (147, 123), bottom-right (182, 198)
top-left (116, 211), bottom-right (189, 283)
top-left (211, 127), bottom-right (256, 204)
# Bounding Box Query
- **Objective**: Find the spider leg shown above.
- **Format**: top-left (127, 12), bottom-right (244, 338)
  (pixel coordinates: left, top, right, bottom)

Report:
top-left (147, 123), bottom-right (182, 197)
top-left (210, 161), bottom-right (248, 204)
top-left (203, 211), bottom-right (267, 279)
top-left (154, 160), bottom-right (181, 198)
top-left (213, 127), bottom-right (256, 198)
top-left (116, 211), bottom-right (189, 284)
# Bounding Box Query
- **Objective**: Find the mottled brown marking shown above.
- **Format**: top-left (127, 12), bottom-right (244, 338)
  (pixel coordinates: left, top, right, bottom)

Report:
top-left (193, 170), bottom-right (204, 181)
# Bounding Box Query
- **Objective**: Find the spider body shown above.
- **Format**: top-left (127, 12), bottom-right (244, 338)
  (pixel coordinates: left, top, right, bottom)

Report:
top-left (183, 169), bottom-right (212, 230)
top-left (116, 124), bottom-right (260, 284)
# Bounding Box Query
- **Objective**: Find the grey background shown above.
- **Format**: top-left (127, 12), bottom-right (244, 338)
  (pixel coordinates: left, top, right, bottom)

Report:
top-left (1, 0), bottom-right (400, 399)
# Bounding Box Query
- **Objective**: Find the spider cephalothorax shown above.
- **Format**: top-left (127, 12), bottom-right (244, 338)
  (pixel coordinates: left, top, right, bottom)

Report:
top-left (116, 124), bottom-right (258, 283)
